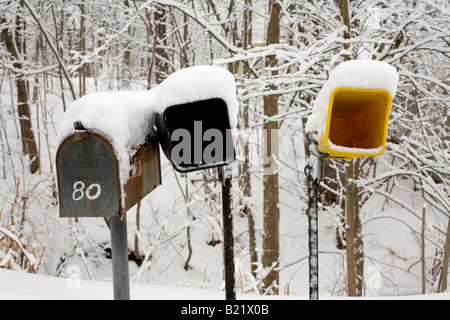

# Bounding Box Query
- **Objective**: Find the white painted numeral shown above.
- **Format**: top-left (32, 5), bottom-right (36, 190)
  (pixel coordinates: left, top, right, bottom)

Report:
top-left (73, 181), bottom-right (102, 201)
top-left (86, 183), bottom-right (101, 200)
top-left (72, 181), bottom-right (86, 201)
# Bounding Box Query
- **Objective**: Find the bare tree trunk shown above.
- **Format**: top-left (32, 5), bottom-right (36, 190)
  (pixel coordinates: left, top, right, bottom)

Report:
top-left (242, 99), bottom-right (257, 277)
top-left (122, 0), bottom-right (132, 89)
top-left (79, 0), bottom-right (87, 97)
top-left (1, 11), bottom-right (40, 174)
top-left (261, 0), bottom-right (281, 294)
top-left (354, 165), bottom-right (364, 296)
top-left (154, 6), bottom-right (170, 84)
top-left (439, 210), bottom-right (450, 292)
top-left (345, 159), bottom-right (364, 296)
top-left (243, 0), bottom-right (252, 50)
top-left (234, 0), bottom-right (257, 279)
top-left (345, 161), bottom-right (357, 296)
top-left (422, 205), bottom-right (426, 294)
top-left (337, 0), bottom-right (365, 297)
top-left (182, 13), bottom-right (190, 68)
top-left (338, 0), bottom-right (351, 43)
top-left (21, 0), bottom-right (76, 101)
top-left (135, 200), bottom-right (142, 264)
top-left (51, 4), bottom-right (67, 112)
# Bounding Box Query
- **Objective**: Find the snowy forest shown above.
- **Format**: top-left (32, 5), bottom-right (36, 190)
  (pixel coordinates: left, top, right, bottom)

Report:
top-left (0, 0), bottom-right (449, 299)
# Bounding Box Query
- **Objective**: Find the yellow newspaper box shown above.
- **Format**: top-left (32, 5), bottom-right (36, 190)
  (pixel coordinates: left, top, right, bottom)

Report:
top-left (318, 87), bottom-right (393, 160)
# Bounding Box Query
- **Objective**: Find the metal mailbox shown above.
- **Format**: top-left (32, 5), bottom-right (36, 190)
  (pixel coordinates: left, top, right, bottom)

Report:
top-left (318, 88), bottom-right (392, 160)
top-left (124, 137), bottom-right (161, 211)
top-left (156, 98), bottom-right (235, 173)
top-left (56, 130), bottom-right (161, 218)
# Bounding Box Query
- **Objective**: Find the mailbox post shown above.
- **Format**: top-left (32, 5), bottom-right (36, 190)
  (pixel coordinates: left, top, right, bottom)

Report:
top-left (305, 60), bottom-right (398, 300)
top-left (110, 216), bottom-right (130, 300)
top-left (218, 166), bottom-right (236, 300)
top-left (156, 97), bottom-right (237, 300)
top-left (306, 135), bottom-right (321, 301)
top-left (56, 127), bottom-right (161, 300)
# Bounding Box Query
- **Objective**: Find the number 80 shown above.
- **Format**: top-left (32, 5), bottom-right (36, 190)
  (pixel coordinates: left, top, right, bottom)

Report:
top-left (72, 181), bottom-right (102, 201)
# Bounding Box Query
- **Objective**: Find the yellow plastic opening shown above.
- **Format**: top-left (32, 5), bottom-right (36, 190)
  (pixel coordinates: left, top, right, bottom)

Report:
top-left (318, 88), bottom-right (392, 159)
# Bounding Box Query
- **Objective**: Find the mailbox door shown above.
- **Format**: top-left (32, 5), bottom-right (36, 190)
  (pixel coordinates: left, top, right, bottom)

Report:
top-left (124, 139), bottom-right (162, 211)
top-left (56, 132), bottom-right (122, 218)
top-left (156, 98), bottom-right (235, 173)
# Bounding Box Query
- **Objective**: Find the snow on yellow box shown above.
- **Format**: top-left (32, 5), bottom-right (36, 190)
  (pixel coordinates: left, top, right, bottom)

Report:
top-left (306, 60), bottom-right (399, 160)
top-left (318, 87), bottom-right (393, 159)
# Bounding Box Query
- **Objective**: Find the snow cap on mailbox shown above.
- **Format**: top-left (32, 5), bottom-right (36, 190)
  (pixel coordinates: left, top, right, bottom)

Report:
top-left (154, 65), bottom-right (239, 173)
top-left (57, 91), bottom-right (158, 185)
top-left (306, 60), bottom-right (399, 160)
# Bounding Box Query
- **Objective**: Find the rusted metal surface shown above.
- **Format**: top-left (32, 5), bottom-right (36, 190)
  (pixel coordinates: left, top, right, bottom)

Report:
top-left (56, 132), bottom-right (122, 218)
top-left (124, 138), bottom-right (162, 211)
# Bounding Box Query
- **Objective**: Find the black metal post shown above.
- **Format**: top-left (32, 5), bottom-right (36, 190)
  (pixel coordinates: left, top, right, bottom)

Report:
top-left (306, 134), bottom-right (321, 300)
top-left (110, 216), bottom-right (130, 300)
top-left (218, 166), bottom-right (236, 300)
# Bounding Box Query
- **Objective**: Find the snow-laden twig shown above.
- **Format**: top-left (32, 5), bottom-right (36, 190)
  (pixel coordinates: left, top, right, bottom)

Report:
top-left (21, 0), bottom-right (77, 101)
top-left (0, 227), bottom-right (37, 273)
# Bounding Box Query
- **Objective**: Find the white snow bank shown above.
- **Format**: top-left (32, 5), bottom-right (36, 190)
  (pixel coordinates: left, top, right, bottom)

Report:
top-left (305, 59), bottom-right (399, 136)
top-left (56, 65), bottom-right (239, 185)
top-left (0, 269), bottom-right (291, 300)
top-left (152, 65), bottom-right (239, 129)
top-left (1, 269), bottom-right (448, 300)
top-left (0, 268), bottom-right (224, 300)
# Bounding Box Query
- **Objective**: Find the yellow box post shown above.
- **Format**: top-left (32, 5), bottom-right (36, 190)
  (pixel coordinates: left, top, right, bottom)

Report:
top-left (318, 88), bottom-right (393, 160)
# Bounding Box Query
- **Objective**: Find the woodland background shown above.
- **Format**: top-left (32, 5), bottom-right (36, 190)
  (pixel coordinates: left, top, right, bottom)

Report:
top-left (0, 0), bottom-right (449, 297)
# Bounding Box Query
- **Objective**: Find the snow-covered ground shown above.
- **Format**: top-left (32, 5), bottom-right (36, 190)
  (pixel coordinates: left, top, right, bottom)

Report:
top-left (0, 268), bottom-right (225, 300)
top-left (1, 268), bottom-right (448, 300)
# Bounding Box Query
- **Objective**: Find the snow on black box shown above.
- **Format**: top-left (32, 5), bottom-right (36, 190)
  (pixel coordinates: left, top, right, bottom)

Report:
top-left (153, 66), bottom-right (239, 173)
